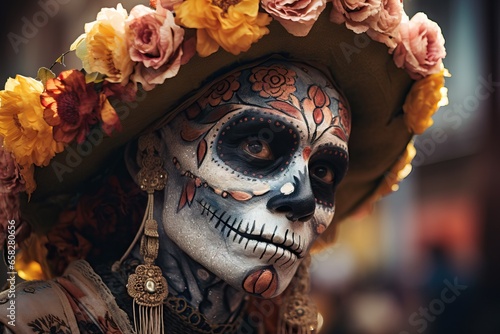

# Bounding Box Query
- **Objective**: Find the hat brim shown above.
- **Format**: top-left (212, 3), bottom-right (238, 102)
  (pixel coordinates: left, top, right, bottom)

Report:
top-left (26, 5), bottom-right (413, 247)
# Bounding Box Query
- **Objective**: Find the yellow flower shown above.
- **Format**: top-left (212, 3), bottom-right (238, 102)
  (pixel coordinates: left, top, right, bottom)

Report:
top-left (75, 4), bottom-right (134, 84)
top-left (175, 0), bottom-right (271, 57)
top-left (402, 69), bottom-right (448, 134)
top-left (0, 75), bottom-right (64, 192)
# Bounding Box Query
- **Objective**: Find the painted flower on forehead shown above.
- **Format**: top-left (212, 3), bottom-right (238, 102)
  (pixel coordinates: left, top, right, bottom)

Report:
top-left (303, 85), bottom-right (331, 125)
top-left (0, 75), bottom-right (64, 168)
top-left (261, 0), bottom-right (327, 37)
top-left (249, 65), bottom-right (297, 100)
top-left (199, 72), bottom-right (241, 108)
top-left (393, 13), bottom-right (446, 80)
top-left (75, 4), bottom-right (134, 84)
top-left (127, 4), bottom-right (186, 91)
top-left (174, 0), bottom-right (271, 57)
top-left (41, 70), bottom-right (100, 144)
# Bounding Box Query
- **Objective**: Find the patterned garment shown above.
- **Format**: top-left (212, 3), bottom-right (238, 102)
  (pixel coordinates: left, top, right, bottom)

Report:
top-left (0, 260), bottom-right (255, 334)
top-left (0, 261), bottom-right (134, 334)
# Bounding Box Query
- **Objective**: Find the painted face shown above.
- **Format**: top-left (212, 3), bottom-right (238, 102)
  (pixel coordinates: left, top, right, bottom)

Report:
top-left (159, 60), bottom-right (350, 298)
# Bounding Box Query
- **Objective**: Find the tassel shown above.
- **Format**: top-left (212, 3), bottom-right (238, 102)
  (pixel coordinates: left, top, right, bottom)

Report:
top-left (124, 134), bottom-right (168, 334)
top-left (278, 255), bottom-right (318, 334)
top-left (133, 299), bottom-right (163, 334)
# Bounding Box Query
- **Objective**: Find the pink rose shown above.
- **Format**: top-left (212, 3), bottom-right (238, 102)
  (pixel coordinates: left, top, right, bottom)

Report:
top-left (366, 0), bottom-right (403, 50)
top-left (261, 0), bottom-right (327, 37)
top-left (330, 0), bottom-right (381, 34)
top-left (127, 5), bottom-right (185, 91)
top-left (331, 0), bottom-right (403, 49)
top-left (393, 13), bottom-right (446, 80)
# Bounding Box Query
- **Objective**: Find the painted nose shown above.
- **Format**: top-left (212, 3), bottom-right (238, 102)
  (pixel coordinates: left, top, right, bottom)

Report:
top-left (266, 175), bottom-right (316, 222)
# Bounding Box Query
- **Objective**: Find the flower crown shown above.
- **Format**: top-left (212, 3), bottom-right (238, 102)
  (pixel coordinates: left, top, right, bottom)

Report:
top-left (0, 0), bottom-right (448, 200)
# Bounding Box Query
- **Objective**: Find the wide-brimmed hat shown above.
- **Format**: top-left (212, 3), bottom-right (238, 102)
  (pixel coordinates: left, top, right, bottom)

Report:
top-left (0, 0), bottom-right (447, 262)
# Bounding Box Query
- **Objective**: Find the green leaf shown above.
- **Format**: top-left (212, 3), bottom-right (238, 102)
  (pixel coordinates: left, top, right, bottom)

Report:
top-left (54, 54), bottom-right (66, 66)
top-left (37, 67), bottom-right (56, 86)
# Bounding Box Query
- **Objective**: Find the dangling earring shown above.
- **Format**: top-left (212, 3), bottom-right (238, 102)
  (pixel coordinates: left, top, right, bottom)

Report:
top-left (122, 133), bottom-right (168, 334)
top-left (278, 254), bottom-right (318, 334)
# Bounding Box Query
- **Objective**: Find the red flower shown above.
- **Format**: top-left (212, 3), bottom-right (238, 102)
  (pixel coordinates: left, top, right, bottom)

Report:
top-left (98, 94), bottom-right (123, 136)
top-left (102, 81), bottom-right (137, 102)
top-left (99, 81), bottom-right (137, 136)
top-left (41, 70), bottom-right (100, 144)
top-left (250, 65), bottom-right (296, 101)
top-left (302, 85), bottom-right (331, 126)
top-left (46, 173), bottom-right (146, 275)
top-left (199, 72), bottom-right (240, 108)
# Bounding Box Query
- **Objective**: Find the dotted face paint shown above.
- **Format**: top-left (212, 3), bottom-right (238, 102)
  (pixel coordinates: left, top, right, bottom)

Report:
top-left (158, 60), bottom-right (350, 298)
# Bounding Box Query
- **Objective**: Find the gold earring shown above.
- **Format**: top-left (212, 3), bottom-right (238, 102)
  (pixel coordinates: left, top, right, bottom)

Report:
top-left (125, 133), bottom-right (168, 334)
top-left (278, 254), bottom-right (318, 334)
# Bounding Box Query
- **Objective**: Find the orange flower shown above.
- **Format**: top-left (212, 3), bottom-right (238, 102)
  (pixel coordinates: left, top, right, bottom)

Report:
top-left (250, 65), bottom-right (297, 100)
top-left (175, 0), bottom-right (271, 57)
top-left (41, 70), bottom-right (100, 144)
top-left (0, 75), bottom-right (64, 171)
top-left (403, 69), bottom-right (448, 134)
top-left (100, 81), bottom-right (136, 135)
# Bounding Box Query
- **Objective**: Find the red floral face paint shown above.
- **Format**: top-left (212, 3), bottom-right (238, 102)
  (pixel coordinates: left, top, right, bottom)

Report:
top-left (158, 59), bottom-right (349, 298)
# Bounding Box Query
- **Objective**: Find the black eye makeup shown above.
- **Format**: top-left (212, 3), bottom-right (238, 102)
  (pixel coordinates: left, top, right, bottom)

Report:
top-left (308, 146), bottom-right (348, 207)
top-left (216, 110), bottom-right (300, 178)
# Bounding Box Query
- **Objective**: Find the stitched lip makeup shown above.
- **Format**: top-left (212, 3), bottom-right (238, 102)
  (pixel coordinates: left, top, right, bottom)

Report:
top-left (198, 200), bottom-right (305, 266)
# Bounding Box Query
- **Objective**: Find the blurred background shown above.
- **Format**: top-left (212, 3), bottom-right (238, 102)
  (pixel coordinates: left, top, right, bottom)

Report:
top-left (0, 0), bottom-right (498, 333)
top-left (310, 1), bottom-right (499, 334)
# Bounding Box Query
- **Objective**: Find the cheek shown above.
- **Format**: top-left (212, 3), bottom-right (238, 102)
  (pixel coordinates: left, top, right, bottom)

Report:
top-left (312, 206), bottom-right (335, 236)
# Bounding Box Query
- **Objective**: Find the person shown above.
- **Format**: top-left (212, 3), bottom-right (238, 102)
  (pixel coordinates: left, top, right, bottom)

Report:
top-left (0, 0), bottom-right (447, 333)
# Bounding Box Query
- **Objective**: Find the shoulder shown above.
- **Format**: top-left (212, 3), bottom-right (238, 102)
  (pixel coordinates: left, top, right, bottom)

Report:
top-left (0, 261), bottom-right (133, 334)
top-left (0, 279), bottom-right (78, 333)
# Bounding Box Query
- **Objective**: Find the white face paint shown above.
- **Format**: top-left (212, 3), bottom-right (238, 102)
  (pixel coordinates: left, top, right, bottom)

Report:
top-left (158, 60), bottom-right (350, 298)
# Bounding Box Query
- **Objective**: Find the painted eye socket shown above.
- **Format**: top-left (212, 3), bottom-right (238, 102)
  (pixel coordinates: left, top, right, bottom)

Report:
top-left (216, 110), bottom-right (300, 176)
top-left (311, 164), bottom-right (335, 184)
top-left (241, 138), bottom-right (274, 161)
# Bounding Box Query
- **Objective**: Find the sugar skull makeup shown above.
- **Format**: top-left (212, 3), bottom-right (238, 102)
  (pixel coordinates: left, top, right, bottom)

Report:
top-left (159, 59), bottom-right (350, 298)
